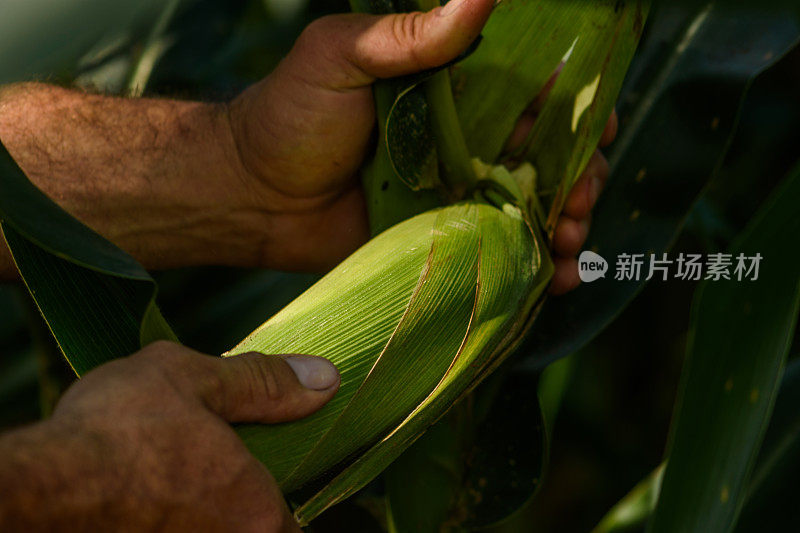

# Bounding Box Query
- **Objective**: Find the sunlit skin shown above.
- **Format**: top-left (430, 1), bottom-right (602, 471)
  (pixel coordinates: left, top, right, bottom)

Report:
top-left (0, 0), bottom-right (617, 529)
top-left (0, 0), bottom-right (613, 293)
top-left (229, 0), bottom-right (616, 292)
top-left (0, 342), bottom-right (338, 532)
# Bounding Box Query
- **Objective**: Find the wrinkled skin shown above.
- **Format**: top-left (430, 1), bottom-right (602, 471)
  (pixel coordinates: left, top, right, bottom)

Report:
top-left (0, 342), bottom-right (340, 531)
top-left (228, 0), bottom-right (616, 293)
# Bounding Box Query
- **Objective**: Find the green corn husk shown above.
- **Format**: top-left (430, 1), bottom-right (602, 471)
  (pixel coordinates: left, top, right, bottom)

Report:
top-left (220, 0), bottom-right (647, 521)
top-left (225, 166), bottom-right (553, 522)
top-left (0, 0), bottom-right (645, 523)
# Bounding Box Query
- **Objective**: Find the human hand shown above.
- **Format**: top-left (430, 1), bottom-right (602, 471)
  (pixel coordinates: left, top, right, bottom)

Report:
top-left (502, 70), bottom-right (618, 295)
top-left (227, 0), bottom-right (496, 272)
top-left (0, 342), bottom-right (340, 532)
top-left (548, 122), bottom-right (616, 295)
top-left (227, 0), bottom-right (615, 293)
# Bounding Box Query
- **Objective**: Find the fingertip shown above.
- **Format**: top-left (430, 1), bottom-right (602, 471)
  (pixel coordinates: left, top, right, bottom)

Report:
top-left (563, 174), bottom-right (593, 219)
top-left (430, 0), bottom-right (495, 63)
top-left (529, 62), bottom-right (564, 113)
top-left (324, 0), bottom-right (494, 85)
top-left (553, 216), bottom-right (590, 257)
top-left (282, 355), bottom-right (340, 392)
top-left (549, 257), bottom-right (581, 295)
top-left (568, 151), bottom-right (608, 217)
top-left (503, 61), bottom-right (565, 155)
top-left (202, 352), bottom-right (340, 424)
top-left (348, 0), bottom-right (493, 81)
top-left (599, 110), bottom-right (618, 147)
top-left (503, 113), bottom-right (536, 154)
top-left (440, 0), bottom-right (496, 21)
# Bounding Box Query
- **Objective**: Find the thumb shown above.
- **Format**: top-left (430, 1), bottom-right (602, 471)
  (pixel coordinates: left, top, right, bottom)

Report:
top-left (288, 0), bottom-right (495, 89)
top-left (191, 352), bottom-right (340, 424)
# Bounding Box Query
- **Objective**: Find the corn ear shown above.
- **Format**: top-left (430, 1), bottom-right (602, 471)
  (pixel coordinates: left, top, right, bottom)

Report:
top-left (225, 174), bottom-right (552, 521)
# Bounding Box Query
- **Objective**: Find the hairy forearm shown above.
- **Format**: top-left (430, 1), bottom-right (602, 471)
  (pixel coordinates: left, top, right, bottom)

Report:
top-left (0, 83), bottom-right (266, 279)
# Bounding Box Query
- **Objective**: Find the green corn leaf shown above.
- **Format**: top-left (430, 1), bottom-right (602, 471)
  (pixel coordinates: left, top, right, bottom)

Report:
top-left (384, 348), bottom-right (575, 532)
top-left (648, 162), bottom-right (800, 533)
top-left (736, 357), bottom-right (800, 531)
top-left (518, 4), bottom-right (800, 371)
top-left (523, 0), bottom-right (647, 229)
top-left (454, 1), bottom-right (595, 164)
top-left (0, 0), bottom-right (185, 375)
top-left (386, 83), bottom-right (439, 191)
top-left (594, 357), bottom-right (800, 533)
top-left (385, 368), bottom-right (546, 532)
top-left (353, 0), bottom-right (442, 234)
top-left (383, 36), bottom-right (483, 194)
top-left (455, 0), bottom-right (648, 232)
top-left (593, 465), bottom-right (665, 533)
top-left (365, 0), bottom-right (648, 235)
top-left (361, 76), bottom-right (443, 234)
top-left (0, 141), bottom-right (176, 376)
top-left (385, 400), bottom-right (475, 533)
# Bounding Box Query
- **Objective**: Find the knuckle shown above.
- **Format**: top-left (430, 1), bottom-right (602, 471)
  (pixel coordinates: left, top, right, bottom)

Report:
top-left (198, 364), bottom-right (228, 412)
top-left (298, 15), bottom-right (337, 52)
top-left (293, 15), bottom-right (367, 85)
top-left (298, 17), bottom-right (325, 45)
top-left (130, 342), bottom-right (206, 396)
top-left (392, 12), bottom-right (428, 68)
top-left (147, 339), bottom-right (181, 352)
top-left (131, 350), bottom-right (164, 370)
top-left (240, 355), bottom-right (287, 406)
top-left (293, 17), bottom-right (334, 67)
top-left (133, 340), bottom-right (182, 366)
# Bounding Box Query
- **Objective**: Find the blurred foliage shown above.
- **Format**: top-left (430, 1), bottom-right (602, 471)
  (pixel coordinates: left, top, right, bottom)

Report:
top-left (0, 286), bottom-right (40, 429)
top-left (529, 45), bottom-right (800, 532)
top-left (0, 0), bottom-right (798, 531)
top-left (652, 159), bottom-right (800, 533)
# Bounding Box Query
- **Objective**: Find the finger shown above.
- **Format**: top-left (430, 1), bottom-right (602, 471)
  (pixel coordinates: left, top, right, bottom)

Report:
top-left (549, 257), bottom-right (581, 295)
top-left (288, 0), bottom-right (495, 89)
top-left (239, 461), bottom-right (303, 533)
top-left (228, 458), bottom-right (302, 533)
top-left (553, 216), bottom-right (590, 258)
top-left (562, 150), bottom-right (609, 219)
top-left (503, 113), bottom-right (536, 154)
top-left (140, 343), bottom-right (340, 424)
top-left (525, 63), bottom-right (564, 115)
top-left (201, 352), bottom-right (340, 424)
top-left (599, 110), bottom-right (618, 147)
top-left (503, 64), bottom-right (563, 153)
